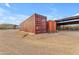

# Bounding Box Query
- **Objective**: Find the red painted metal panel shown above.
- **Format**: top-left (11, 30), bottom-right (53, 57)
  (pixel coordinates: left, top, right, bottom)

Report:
top-left (35, 14), bottom-right (47, 34)
top-left (47, 20), bottom-right (56, 32)
top-left (20, 13), bottom-right (47, 34)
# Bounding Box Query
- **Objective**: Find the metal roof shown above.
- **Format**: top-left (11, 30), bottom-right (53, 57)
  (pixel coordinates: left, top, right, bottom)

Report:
top-left (56, 15), bottom-right (79, 22)
top-left (57, 20), bottom-right (79, 25)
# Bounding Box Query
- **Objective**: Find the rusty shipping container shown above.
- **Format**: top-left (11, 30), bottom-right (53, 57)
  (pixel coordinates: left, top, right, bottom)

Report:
top-left (20, 13), bottom-right (47, 34)
top-left (47, 20), bottom-right (56, 32)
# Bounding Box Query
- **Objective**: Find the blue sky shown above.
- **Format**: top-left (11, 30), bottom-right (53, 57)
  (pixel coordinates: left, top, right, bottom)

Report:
top-left (0, 3), bottom-right (79, 25)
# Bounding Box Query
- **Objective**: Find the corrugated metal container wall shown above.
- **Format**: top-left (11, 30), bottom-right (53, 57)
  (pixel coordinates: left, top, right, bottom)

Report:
top-left (20, 14), bottom-right (35, 33)
top-left (35, 14), bottom-right (47, 34)
top-left (47, 20), bottom-right (56, 32)
top-left (20, 13), bottom-right (47, 34)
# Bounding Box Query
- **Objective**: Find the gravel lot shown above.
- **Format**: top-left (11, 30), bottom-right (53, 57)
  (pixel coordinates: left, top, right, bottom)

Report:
top-left (0, 29), bottom-right (79, 55)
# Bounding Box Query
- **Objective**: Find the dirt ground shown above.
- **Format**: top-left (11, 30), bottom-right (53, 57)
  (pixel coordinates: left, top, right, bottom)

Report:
top-left (0, 29), bottom-right (79, 55)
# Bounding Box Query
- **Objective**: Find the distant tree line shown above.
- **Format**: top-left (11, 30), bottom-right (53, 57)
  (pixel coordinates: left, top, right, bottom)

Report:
top-left (0, 24), bottom-right (18, 30)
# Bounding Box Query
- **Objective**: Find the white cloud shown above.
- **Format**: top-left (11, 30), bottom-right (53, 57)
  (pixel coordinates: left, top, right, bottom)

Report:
top-left (7, 15), bottom-right (28, 24)
top-left (5, 3), bottom-right (11, 8)
top-left (74, 13), bottom-right (79, 16)
top-left (53, 18), bottom-right (57, 20)
top-left (0, 7), bottom-right (28, 25)
top-left (1, 14), bottom-right (28, 25)
top-left (0, 7), bottom-right (6, 15)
